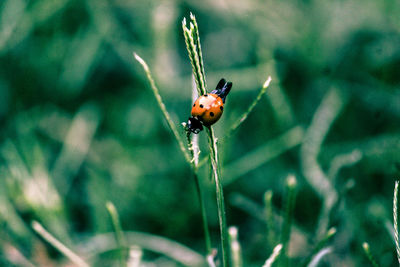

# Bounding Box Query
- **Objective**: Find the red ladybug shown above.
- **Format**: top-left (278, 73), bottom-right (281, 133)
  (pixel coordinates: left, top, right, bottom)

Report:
top-left (187, 78), bottom-right (232, 134)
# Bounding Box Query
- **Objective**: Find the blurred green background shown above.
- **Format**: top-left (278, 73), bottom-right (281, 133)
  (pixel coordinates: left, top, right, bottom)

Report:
top-left (1, 0), bottom-right (400, 266)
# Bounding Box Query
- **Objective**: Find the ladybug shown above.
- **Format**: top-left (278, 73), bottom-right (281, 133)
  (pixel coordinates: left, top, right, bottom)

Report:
top-left (187, 78), bottom-right (232, 134)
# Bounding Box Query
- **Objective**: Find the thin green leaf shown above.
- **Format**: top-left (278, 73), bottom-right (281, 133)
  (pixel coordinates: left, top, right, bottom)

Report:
top-left (301, 228), bottom-right (336, 267)
top-left (106, 201), bottom-right (127, 267)
top-left (362, 242), bottom-right (380, 267)
top-left (229, 227), bottom-right (242, 267)
top-left (262, 244), bottom-right (283, 267)
top-left (280, 175), bottom-right (297, 267)
top-left (225, 76), bottom-right (272, 138)
top-left (133, 53), bottom-right (192, 164)
top-left (206, 126), bottom-right (231, 267)
top-left (190, 12), bottom-right (207, 90)
top-left (394, 181), bottom-right (400, 265)
top-left (31, 221), bottom-right (89, 267)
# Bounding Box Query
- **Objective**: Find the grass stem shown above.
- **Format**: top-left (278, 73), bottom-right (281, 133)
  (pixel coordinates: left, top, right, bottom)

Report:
top-left (186, 79), bottom-right (212, 253)
top-left (31, 221), bottom-right (89, 267)
top-left (133, 53), bottom-right (192, 165)
top-left (308, 247), bottom-right (332, 267)
top-left (187, 132), bottom-right (212, 253)
top-left (194, 171), bottom-right (212, 254)
top-left (393, 180), bottom-right (400, 265)
top-left (362, 242), bottom-right (379, 267)
top-left (301, 227), bottom-right (336, 267)
top-left (127, 246), bottom-right (142, 267)
top-left (280, 175), bottom-right (297, 267)
top-left (225, 76), bottom-right (271, 138)
top-left (262, 244), bottom-right (282, 267)
top-left (182, 15), bottom-right (207, 95)
top-left (106, 201), bottom-right (127, 267)
top-left (229, 226), bottom-right (242, 267)
top-left (182, 12), bottom-right (231, 266)
top-left (206, 126), bottom-right (231, 267)
top-left (264, 190), bottom-right (276, 246)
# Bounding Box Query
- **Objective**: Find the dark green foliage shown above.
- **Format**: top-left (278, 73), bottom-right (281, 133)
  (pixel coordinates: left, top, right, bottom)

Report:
top-left (0, 0), bottom-right (399, 266)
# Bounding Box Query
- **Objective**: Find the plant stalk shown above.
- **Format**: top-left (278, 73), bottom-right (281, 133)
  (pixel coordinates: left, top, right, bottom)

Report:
top-left (206, 126), bottom-right (230, 267)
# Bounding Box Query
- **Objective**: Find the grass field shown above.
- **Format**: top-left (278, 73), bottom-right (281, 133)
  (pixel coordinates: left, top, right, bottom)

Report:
top-left (1, 0), bottom-right (400, 266)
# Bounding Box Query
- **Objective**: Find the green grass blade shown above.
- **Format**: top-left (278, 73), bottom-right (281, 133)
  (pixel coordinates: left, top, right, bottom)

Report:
top-left (182, 18), bottom-right (206, 95)
top-left (280, 175), bottom-right (297, 266)
top-left (31, 221), bottom-right (89, 267)
top-left (206, 126), bottom-right (231, 267)
top-left (229, 226), bottom-right (242, 267)
top-left (264, 190), bottom-right (276, 246)
top-left (207, 250), bottom-right (218, 267)
top-left (126, 246), bottom-right (142, 267)
top-left (186, 81), bottom-right (212, 254)
top-left (187, 130), bottom-right (212, 253)
top-left (362, 242), bottom-right (380, 267)
top-left (133, 53), bottom-right (192, 164)
top-left (301, 227), bottom-right (336, 267)
top-left (79, 231), bottom-right (205, 266)
top-left (308, 247), bottom-right (332, 267)
top-left (193, 171), bottom-right (212, 254)
top-left (301, 87), bottom-right (346, 238)
top-left (189, 12), bottom-right (207, 90)
top-left (225, 76), bottom-right (272, 138)
top-left (394, 181), bottom-right (400, 265)
top-left (262, 244), bottom-right (282, 267)
top-left (106, 201), bottom-right (127, 267)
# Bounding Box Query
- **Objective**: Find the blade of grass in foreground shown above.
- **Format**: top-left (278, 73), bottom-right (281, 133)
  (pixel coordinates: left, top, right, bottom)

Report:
top-left (280, 175), bottom-right (297, 266)
top-left (301, 227), bottom-right (336, 267)
top-left (262, 244), bottom-right (282, 267)
top-left (229, 226), bottom-right (242, 267)
top-left (308, 247), bottom-right (332, 267)
top-left (182, 14), bottom-right (207, 95)
top-left (79, 231), bottom-right (205, 266)
top-left (133, 53), bottom-right (191, 165)
top-left (127, 246), bottom-right (142, 267)
top-left (394, 181), bottom-right (400, 265)
top-left (186, 78), bottom-right (212, 253)
top-left (206, 126), bottom-right (231, 267)
top-left (106, 201), bottom-right (127, 267)
top-left (224, 76), bottom-right (272, 138)
top-left (362, 242), bottom-right (379, 267)
top-left (134, 53), bottom-right (212, 257)
top-left (31, 221), bottom-right (89, 267)
top-left (301, 87), bottom-right (346, 238)
top-left (264, 190), bottom-right (276, 246)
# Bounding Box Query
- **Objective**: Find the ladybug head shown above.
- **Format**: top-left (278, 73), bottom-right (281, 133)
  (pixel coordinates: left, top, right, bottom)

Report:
top-left (187, 116), bottom-right (203, 134)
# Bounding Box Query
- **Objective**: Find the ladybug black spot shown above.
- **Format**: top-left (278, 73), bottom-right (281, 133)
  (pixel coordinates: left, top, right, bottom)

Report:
top-left (210, 112), bottom-right (214, 117)
top-left (204, 94), bottom-right (208, 97)
top-left (200, 104), bottom-right (204, 108)
top-left (220, 106), bottom-right (223, 111)
top-left (193, 103), bottom-right (196, 107)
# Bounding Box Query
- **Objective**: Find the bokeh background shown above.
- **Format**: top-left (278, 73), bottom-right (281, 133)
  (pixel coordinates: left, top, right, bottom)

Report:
top-left (1, 0), bottom-right (400, 266)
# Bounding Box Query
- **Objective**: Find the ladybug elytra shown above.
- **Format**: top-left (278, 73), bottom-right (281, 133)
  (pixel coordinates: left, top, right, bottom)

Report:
top-left (187, 78), bottom-right (232, 134)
